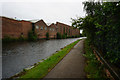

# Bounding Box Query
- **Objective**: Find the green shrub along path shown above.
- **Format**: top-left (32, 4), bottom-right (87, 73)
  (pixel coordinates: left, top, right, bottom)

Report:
top-left (17, 39), bottom-right (81, 79)
top-left (71, 1), bottom-right (120, 68)
top-left (83, 39), bottom-right (106, 79)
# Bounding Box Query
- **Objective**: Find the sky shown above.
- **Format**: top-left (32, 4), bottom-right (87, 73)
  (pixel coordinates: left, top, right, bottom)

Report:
top-left (0, 0), bottom-right (86, 25)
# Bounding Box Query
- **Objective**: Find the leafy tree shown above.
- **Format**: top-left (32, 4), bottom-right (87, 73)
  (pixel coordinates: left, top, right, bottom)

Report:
top-left (71, 1), bottom-right (120, 66)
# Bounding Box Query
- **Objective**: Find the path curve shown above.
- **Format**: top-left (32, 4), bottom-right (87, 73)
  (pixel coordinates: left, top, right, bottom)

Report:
top-left (44, 39), bottom-right (86, 78)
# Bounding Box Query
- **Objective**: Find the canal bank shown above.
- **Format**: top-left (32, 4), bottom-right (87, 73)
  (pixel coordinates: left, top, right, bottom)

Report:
top-left (9, 39), bottom-right (81, 79)
top-left (3, 38), bottom-right (85, 78)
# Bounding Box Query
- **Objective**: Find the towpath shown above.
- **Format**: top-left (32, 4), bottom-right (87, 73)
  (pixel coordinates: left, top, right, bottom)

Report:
top-left (44, 39), bottom-right (86, 78)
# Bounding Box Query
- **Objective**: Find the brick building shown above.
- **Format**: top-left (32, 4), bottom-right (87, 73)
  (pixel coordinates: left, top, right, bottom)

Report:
top-left (21, 20), bottom-right (33, 38)
top-left (55, 22), bottom-right (80, 37)
top-left (2, 16), bottom-right (32, 38)
top-left (56, 22), bottom-right (73, 36)
top-left (2, 16), bottom-right (80, 39)
top-left (34, 19), bottom-right (48, 39)
top-left (56, 22), bottom-right (64, 35)
top-left (75, 28), bottom-right (80, 36)
top-left (48, 23), bottom-right (57, 38)
top-left (71, 28), bottom-right (80, 36)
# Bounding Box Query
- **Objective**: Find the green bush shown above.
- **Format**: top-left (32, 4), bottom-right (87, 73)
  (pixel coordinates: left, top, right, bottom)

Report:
top-left (2, 35), bottom-right (17, 42)
top-left (46, 32), bottom-right (49, 40)
top-left (67, 36), bottom-right (72, 38)
top-left (62, 34), bottom-right (67, 39)
top-left (77, 35), bottom-right (80, 37)
top-left (28, 31), bottom-right (37, 41)
top-left (74, 35), bottom-right (78, 38)
top-left (2, 35), bottom-right (27, 43)
top-left (84, 39), bottom-right (106, 79)
top-left (18, 36), bottom-right (26, 41)
top-left (57, 32), bottom-right (62, 39)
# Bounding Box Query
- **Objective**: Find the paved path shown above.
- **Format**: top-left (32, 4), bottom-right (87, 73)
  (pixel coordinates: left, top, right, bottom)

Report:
top-left (44, 40), bottom-right (86, 78)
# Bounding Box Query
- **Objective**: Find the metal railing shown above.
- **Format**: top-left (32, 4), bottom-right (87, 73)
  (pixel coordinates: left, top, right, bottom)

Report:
top-left (92, 47), bottom-right (120, 80)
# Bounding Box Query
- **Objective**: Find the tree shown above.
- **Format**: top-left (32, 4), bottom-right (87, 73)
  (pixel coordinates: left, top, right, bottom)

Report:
top-left (71, 1), bottom-right (120, 65)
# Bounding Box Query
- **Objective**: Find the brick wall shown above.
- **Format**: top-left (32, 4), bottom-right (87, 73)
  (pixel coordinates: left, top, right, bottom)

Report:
top-left (2, 16), bottom-right (80, 39)
top-left (56, 22), bottom-right (64, 35)
top-left (69, 27), bottom-right (73, 36)
top-left (21, 20), bottom-right (32, 38)
top-left (76, 28), bottom-right (80, 35)
top-left (56, 22), bottom-right (71, 35)
top-left (2, 17), bottom-right (22, 38)
top-left (55, 22), bottom-right (80, 36)
top-left (34, 20), bottom-right (48, 39)
top-left (67, 26), bottom-right (72, 36)
top-left (48, 23), bottom-right (57, 38)
top-left (2, 17), bottom-right (32, 38)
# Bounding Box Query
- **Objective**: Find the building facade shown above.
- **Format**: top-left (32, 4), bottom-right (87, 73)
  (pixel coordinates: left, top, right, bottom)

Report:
top-left (34, 20), bottom-right (48, 39)
top-left (2, 16), bottom-right (32, 38)
top-left (55, 22), bottom-right (80, 37)
top-left (48, 23), bottom-right (57, 38)
top-left (2, 16), bottom-right (80, 39)
top-left (56, 22), bottom-right (73, 36)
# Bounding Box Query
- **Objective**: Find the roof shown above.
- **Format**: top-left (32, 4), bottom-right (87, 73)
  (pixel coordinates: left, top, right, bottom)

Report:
top-left (56, 22), bottom-right (71, 27)
top-left (1, 16), bottom-right (32, 23)
top-left (47, 23), bottom-right (53, 26)
top-left (28, 19), bottom-right (40, 23)
top-left (1, 16), bottom-right (22, 21)
top-left (48, 23), bottom-right (57, 27)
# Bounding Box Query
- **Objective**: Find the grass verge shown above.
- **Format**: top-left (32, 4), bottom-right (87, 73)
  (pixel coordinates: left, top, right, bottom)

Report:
top-left (83, 39), bottom-right (106, 79)
top-left (15, 39), bottom-right (81, 79)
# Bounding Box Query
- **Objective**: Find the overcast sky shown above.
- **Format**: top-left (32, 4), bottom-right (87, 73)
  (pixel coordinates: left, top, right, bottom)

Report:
top-left (0, 0), bottom-right (86, 25)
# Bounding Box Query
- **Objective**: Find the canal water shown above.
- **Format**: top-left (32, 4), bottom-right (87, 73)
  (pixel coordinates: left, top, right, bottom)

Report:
top-left (2, 37), bottom-right (84, 78)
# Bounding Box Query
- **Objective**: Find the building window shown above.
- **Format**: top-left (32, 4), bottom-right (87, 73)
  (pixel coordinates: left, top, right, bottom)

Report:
top-left (50, 28), bottom-right (51, 31)
top-left (36, 25), bottom-right (39, 29)
top-left (53, 28), bottom-right (54, 31)
top-left (40, 26), bottom-right (43, 30)
top-left (45, 27), bottom-right (47, 30)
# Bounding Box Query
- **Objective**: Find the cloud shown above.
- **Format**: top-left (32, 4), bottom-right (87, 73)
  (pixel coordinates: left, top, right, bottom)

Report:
top-left (1, 0), bottom-right (86, 25)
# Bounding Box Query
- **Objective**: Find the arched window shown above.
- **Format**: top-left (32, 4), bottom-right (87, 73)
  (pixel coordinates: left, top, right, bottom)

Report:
top-left (36, 25), bottom-right (39, 29)
top-left (40, 26), bottom-right (43, 30)
top-left (45, 27), bottom-right (47, 30)
top-left (50, 28), bottom-right (51, 31)
top-left (53, 28), bottom-right (54, 31)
